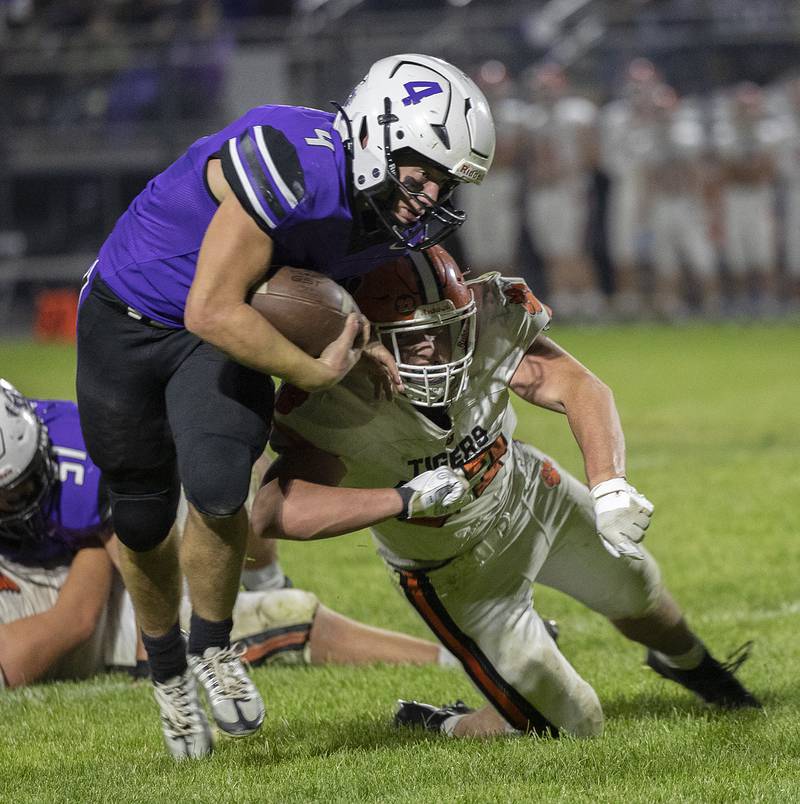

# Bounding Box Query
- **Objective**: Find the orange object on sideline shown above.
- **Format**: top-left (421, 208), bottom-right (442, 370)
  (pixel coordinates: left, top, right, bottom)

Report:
top-left (33, 289), bottom-right (79, 342)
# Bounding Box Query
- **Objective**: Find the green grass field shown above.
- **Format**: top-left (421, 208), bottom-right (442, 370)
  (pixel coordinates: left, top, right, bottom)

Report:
top-left (1, 324), bottom-right (799, 803)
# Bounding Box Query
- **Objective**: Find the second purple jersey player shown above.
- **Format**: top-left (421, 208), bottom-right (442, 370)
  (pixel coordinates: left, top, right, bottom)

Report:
top-left (75, 53), bottom-right (495, 760)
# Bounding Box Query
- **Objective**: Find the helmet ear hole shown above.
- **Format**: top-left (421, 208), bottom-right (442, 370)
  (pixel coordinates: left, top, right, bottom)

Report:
top-left (358, 116), bottom-right (368, 146)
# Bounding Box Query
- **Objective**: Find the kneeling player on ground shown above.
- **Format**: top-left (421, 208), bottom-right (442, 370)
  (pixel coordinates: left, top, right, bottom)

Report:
top-left (250, 245), bottom-right (760, 738)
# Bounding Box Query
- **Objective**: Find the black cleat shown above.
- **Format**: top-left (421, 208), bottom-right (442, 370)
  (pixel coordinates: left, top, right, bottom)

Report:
top-left (646, 641), bottom-right (762, 709)
top-left (543, 618), bottom-right (559, 643)
top-left (394, 699), bottom-right (474, 733)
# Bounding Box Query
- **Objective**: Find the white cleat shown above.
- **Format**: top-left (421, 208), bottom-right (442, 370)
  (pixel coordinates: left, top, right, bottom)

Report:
top-left (153, 669), bottom-right (214, 760)
top-left (189, 644), bottom-right (265, 737)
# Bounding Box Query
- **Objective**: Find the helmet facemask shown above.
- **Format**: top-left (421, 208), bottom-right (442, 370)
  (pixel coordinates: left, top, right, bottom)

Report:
top-left (356, 98), bottom-right (467, 251)
top-left (0, 381), bottom-right (58, 547)
top-left (374, 297), bottom-right (476, 408)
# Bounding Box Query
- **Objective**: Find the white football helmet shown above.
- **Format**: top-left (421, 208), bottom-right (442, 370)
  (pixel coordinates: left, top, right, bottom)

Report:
top-left (334, 53), bottom-right (496, 250)
top-left (0, 379), bottom-right (57, 544)
top-left (350, 245), bottom-right (476, 407)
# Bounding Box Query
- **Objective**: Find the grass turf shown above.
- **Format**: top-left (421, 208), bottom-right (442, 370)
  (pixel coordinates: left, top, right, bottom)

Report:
top-left (1, 324), bottom-right (799, 802)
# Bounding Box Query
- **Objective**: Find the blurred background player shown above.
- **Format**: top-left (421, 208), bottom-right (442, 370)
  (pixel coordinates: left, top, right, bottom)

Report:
top-left (643, 84), bottom-right (719, 319)
top-left (777, 76), bottom-right (800, 309)
top-left (0, 379), bottom-right (460, 691)
top-left (600, 57), bottom-right (662, 318)
top-left (523, 62), bottom-right (603, 321)
top-left (712, 82), bottom-right (784, 316)
top-left (457, 60), bottom-right (527, 276)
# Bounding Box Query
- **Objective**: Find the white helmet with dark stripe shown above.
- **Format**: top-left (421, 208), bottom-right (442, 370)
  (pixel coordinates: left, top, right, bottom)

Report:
top-left (0, 380), bottom-right (57, 545)
top-left (349, 245), bottom-right (476, 407)
top-left (334, 54), bottom-right (496, 250)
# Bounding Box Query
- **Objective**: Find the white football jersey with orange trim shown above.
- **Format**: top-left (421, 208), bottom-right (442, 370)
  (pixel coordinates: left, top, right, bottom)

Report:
top-left (271, 273), bottom-right (550, 564)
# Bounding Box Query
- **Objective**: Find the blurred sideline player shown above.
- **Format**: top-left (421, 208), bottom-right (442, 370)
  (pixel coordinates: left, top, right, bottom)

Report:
top-left (643, 84), bottom-right (719, 319)
top-left (75, 53), bottom-right (495, 758)
top-left (600, 58), bottom-right (661, 317)
top-left (457, 60), bottom-right (526, 274)
top-left (523, 63), bottom-right (604, 320)
top-left (250, 246), bottom-right (760, 739)
top-left (712, 82), bottom-right (783, 315)
top-left (0, 382), bottom-right (459, 690)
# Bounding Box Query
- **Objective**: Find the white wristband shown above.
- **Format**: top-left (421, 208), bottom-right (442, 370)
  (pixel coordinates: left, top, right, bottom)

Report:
top-left (590, 477), bottom-right (629, 498)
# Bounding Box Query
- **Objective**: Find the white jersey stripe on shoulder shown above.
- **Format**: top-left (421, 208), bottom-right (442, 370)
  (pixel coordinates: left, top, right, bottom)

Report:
top-left (254, 126), bottom-right (299, 209)
top-left (227, 138), bottom-right (276, 230)
top-left (409, 252), bottom-right (439, 305)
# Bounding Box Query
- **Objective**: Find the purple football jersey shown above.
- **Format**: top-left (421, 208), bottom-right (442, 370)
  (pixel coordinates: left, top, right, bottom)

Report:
top-left (1, 401), bottom-right (110, 566)
top-left (92, 105), bottom-right (405, 327)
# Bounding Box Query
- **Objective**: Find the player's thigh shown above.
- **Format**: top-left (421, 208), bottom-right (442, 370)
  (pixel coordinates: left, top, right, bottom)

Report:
top-left (76, 291), bottom-right (182, 485)
top-left (535, 473), bottom-right (662, 620)
top-left (166, 341), bottom-right (274, 516)
top-left (395, 557), bottom-right (602, 737)
top-left (745, 190), bottom-right (776, 269)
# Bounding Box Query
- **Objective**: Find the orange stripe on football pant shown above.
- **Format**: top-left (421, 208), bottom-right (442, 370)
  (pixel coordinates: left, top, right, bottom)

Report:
top-left (400, 572), bottom-right (531, 731)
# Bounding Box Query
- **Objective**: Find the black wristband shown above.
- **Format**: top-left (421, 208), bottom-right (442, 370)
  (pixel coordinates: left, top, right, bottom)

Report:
top-left (395, 486), bottom-right (414, 520)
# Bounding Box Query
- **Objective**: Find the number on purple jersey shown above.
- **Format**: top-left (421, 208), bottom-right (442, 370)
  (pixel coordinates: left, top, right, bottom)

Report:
top-left (401, 81), bottom-right (443, 107)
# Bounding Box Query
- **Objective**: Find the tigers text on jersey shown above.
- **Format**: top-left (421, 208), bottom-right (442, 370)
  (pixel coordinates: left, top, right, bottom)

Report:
top-left (271, 273), bottom-right (550, 565)
top-left (93, 105), bottom-right (405, 327)
top-left (1, 400), bottom-right (110, 566)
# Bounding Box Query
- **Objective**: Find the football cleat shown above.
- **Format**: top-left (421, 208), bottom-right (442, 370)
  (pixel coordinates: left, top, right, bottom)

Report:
top-left (152, 669), bottom-right (214, 760)
top-left (646, 641), bottom-right (762, 709)
top-left (188, 644), bottom-right (266, 736)
top-left (543, 618), bottom-right (560, 643)
top-left (394, 699), bottom-right (474, 733)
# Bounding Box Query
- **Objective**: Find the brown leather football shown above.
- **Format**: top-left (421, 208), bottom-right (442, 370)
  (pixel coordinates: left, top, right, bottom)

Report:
top-left (249, 266), bottom-right (366, 357)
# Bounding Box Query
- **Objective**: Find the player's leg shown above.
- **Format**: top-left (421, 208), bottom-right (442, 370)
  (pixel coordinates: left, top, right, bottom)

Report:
top-left (392, 544), bottom-right (604, 738)
top-left (532, 455), bottom-right (761, 709)
top-left (76, 285), bottom-right (212, 759)
top-left (167, 341), bottom-right (273, 737)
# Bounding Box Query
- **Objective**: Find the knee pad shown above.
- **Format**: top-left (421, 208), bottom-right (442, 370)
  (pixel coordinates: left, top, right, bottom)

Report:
top-left (181, 437), bottom-right (253, 518)
top-left (110, 485), bottom-right (180, 553)
top-left (608, 550), bottom-right (663, 620)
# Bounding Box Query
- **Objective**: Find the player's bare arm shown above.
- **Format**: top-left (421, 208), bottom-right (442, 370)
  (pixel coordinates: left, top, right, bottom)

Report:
top-left (509, 335), bottom-right (625, 488)
top-left (510, 334), bottom-right (653, 560)
top-left (185, 161), bottom-right (365, 391)
top-left (0, 547), bottom-right (113, 688)
top-left (251, 431), bottom-right (469, 541)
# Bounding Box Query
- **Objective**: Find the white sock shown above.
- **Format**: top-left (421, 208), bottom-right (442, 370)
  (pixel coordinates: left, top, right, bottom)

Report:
top-left (437, 647), bottom-right (460, 668)
top-left (440, 714), bottom-right (466, 736)
top-left (241, 561), bottom-right (286, 591)
top-left (654, 639), bottom-right (706, 670)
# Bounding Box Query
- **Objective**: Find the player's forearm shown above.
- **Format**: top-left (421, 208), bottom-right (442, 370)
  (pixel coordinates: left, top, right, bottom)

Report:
top-left (188, 301), bottom-right (332, 389)
top-left (0, 547), bottom-right (112, 688)
top-left (252, 479), bottom-right (404, 541)
top-left (0, 611), bottom-right (84, 688)
top-left (563, 373), bottom-right (626, 488)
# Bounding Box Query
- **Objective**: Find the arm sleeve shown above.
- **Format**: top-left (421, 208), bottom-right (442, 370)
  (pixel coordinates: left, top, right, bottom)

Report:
top-left (220, 124), bottom-right (308, 236)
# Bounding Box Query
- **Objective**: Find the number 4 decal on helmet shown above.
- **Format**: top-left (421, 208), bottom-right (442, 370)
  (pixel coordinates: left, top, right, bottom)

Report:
top-left (401, 81), bottom-right (443, 106)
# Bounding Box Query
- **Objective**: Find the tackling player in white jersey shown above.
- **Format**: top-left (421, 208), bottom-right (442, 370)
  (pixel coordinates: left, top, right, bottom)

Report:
top-left (250, 245), bottom-right (760, 738)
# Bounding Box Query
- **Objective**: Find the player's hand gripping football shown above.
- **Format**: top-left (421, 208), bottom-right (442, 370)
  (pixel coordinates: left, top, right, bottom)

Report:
top-left (590, 477), bottom-right (654, 560)
top-left (397, 467), bottom-right (471, 519)
top-left (313, 313), bottom-right (371, 390)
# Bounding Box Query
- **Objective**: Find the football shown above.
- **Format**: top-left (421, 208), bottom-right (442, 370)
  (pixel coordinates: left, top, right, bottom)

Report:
top-left (249, 266), bottom-right (366, 357)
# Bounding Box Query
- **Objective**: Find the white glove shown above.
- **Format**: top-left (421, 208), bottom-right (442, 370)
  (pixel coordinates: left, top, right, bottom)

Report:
top-left (397, 467), bottom-right (472, 519)
top-left (590, 477), bottom-right (654, 560)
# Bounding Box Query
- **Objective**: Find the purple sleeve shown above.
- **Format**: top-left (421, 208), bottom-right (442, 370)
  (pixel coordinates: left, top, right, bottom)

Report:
top-left (220, 123), bottom-right (307, 235)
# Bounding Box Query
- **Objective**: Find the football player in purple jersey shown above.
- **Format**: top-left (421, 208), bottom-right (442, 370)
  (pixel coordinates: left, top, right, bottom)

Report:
top-left (75, 54), bottom-right (496, 758)
top-left (0, 379), bottom-right (121, 688)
